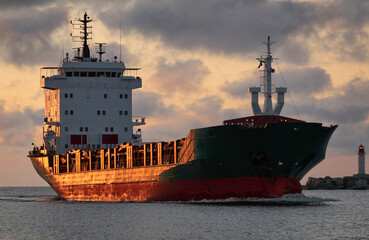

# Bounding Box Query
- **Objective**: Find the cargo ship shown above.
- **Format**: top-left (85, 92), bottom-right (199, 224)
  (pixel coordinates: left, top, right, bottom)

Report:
top-left (29, 13), bottom-right (337, 201)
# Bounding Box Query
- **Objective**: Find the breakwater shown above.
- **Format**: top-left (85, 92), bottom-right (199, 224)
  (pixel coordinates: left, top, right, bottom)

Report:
top-left (305, 174), bottom-right (369, 190)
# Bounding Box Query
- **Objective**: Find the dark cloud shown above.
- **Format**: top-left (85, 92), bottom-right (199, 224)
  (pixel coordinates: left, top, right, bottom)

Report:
top-left (300, 104), bottom-right (369, 125)
top-left (99, 0), bottom-right (317, 57)
top-left (132, 90), bottom-right (177, 117)
top-left (189, 96), bottom-right (232, 124)
top-left (0, 102), bottom-right (43, 147)
top-left (318, 31), bottom-right (369, 62)
top-left (281, 67), bottom-right (332, 95)
top-left (220, 79), bottom-right (253, 99)
top-left (95, 0), bottom-right (369, 61)
top-left (0, 6), bottom-right (68, 66)
top-left (277, 40), bottom-right (311, 65)
top-left (0, 0), bottom-right (49, 9)
top-left (295, 77), bottom-right (369, 124)
top-left (151, 58), bottom-right (209, 95)
top-left (2, 0), bottom-right (369, 66)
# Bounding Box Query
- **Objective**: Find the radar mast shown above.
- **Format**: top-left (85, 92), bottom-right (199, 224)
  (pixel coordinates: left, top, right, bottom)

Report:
top-left (70, 12), bottom-right (93, 60)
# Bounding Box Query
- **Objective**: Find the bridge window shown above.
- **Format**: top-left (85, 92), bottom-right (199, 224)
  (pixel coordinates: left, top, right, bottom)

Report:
top-left (66, 72), bottom-right (72, 77)
top-left (80, 72), bottom-right (87, 77)
top-left (74, 72), bottom-right (79, 77)
top-left (105, 72), bottom-right (111, 77)
top-left (88, 72), bottom-right (96, 77)
top-left (97, 72), bottom-right (104, 77)
top-left (112, 72), bottom-right (116, 77)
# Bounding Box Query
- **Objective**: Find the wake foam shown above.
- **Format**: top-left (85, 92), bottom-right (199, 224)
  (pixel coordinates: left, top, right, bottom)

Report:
top-left (0, 195), bottom-right (63, 203)
top-left (186, 193), bottom-right (338, 206)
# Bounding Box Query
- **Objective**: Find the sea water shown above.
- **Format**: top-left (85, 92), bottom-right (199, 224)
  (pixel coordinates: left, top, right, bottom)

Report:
top-left (0, 187), bottom-right (368, 240)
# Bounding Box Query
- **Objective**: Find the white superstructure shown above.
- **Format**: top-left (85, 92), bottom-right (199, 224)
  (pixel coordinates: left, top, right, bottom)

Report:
top-left (249, 36), bottom-right (287, 116)
top-left (41, 13), bottom-right (145, 154)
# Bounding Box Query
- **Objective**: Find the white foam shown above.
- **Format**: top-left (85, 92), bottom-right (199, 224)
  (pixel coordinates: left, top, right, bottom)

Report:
top-left (187, 193), bottom-right (338, 205)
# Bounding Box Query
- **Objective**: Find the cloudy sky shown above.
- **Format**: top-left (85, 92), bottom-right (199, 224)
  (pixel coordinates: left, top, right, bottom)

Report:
top-left (1, 0), bottom-right (369, 186)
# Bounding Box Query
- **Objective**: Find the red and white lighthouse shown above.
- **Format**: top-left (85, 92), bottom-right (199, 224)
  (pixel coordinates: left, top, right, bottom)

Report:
top-left (358, 144), bottom-right (365, 174)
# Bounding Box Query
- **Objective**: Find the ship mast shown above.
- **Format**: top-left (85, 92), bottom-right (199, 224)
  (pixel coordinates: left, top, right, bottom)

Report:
top-left (71, 12), bottom-right (92, 60)
top-left (262, 36), bottom-right (273, 115)
top-left (249, 36), bottom-right (286, 116)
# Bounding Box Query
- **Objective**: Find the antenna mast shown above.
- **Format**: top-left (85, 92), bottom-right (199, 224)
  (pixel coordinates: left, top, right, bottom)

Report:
top-left (95, 43), bottom-right (106, 62)
top-left (261, 36), bottom-right (275, 115)
top-left (70, 12), bottom-right (93, 60)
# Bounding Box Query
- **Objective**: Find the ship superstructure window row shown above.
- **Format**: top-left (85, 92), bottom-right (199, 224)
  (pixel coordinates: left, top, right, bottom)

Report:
top-left (119, 110), bottom-right (129, 116)
top-left (79, 127), bottom-right (89, 132)
top-left (119, 94), bottom-right (129, 99)
top-left (105, 127), bottom-right (115, 132)
top-left (64, 93), bottom-right (73, 98)
top-left (65, 110), bottom-right (74, 115)
top-left (65, 72), bottom-right (122, 78)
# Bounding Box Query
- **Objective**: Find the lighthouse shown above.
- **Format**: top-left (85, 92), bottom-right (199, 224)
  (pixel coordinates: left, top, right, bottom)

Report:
top-left (358, 144), bottom-right (365, 174)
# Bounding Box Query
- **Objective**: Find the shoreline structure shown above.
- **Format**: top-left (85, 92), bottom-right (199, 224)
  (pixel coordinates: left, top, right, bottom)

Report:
top-left (305, 144), bottom-right (368, 190)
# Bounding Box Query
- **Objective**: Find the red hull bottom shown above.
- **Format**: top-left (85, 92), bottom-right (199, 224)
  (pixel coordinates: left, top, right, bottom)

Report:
top-left (52, 177), bottom-right (302, 202)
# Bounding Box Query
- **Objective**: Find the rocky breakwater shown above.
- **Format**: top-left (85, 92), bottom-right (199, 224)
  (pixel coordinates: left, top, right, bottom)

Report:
top-left (305, 174), bottom-right (369, 190)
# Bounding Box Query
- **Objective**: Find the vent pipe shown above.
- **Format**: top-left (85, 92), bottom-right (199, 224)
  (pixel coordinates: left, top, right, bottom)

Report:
top-left (249, 87), bottom-right (262, 115)
top-left (273, 87), bottom-right (287, 115)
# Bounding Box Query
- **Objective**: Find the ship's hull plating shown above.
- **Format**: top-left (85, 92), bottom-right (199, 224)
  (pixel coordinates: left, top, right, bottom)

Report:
top-left (30, 122), bottom-right (337, 201)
